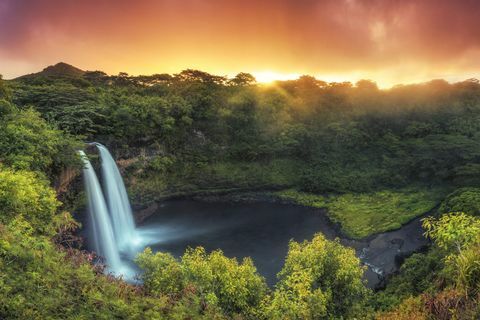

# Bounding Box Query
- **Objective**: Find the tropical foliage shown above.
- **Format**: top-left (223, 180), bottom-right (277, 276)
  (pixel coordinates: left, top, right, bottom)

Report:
top-left (1, 68), bottom-right (480, 318)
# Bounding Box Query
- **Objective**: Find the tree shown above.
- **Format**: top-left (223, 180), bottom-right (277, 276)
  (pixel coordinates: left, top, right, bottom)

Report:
top-left (355, 79), bottom-right (379, 91)
top-left (0, 168), bottom-right (59, 235)
top-left (296, 75), bottom-right (327, 89)
top-left (0, 74), bottom-right (15, 117)
top-left (423, 213), bottom-right (480, 293)
top-left (229, 73), bottom-right (256, 86)
top-left (83, 70), bottom-right (108, 85)
top-left (0, 108), bottom-right (80, 175)
top-left (0, 74), bottom-right (12, 101)
top-left (264, 233), bottom-right (369, 319)
top-left (136, 246), bottom-right (267, 318)
top-left (135, 249), bottom-right (185, 296)
top-left (175, 69), bottom-right (227, 85)
top-left (0, 99), bottom-right (16, 118)
top-left (423, 212), bottom-right (480, 254)
top-left (439, 188), bottom-right (480, 216)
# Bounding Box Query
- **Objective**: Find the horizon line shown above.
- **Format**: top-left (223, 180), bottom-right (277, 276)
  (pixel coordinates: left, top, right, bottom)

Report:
top-left (3, 61), bottom-right (480, 90)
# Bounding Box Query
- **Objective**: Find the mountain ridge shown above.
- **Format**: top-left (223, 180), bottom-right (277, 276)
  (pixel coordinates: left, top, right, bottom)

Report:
top-left (15, 62), bottom-right (85, 79)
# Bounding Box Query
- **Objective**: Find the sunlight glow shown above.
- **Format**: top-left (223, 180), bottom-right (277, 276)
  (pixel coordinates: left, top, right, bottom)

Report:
top-left (253, 71), bottom-right (300, 83)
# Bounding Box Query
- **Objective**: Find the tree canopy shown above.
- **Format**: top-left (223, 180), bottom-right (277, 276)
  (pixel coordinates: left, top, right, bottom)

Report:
top-left (2, 69), bottom-right (480, 318)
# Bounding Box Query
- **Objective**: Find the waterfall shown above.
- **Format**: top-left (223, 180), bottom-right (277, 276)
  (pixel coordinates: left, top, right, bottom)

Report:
top-left (96, 143), bottom-right (138, 254)
top-left (78, 150), bottom-right (122, 274)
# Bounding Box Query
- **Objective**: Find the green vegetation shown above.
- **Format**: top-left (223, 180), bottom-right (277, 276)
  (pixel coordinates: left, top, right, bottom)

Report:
top-left (135, 233), bottom-right (368, 320)
top-left (130, 159), bottom-right (301, 203)
top-left (439, 187), bottom-right (480, 216)
top-left (137, 247), bottom-right (268, 318)
top-left (11, 68), bottom-right (480, 200)
top-left (264, 234), bottom-right (370, 319)
top-left (377, 213), bottom-right (480, 319)
top-left (12, 66), bottom-right (479, 238)
top-left (276, 187), bottom-right (447, 238)
top-left (0, 168), bottom-right (59, 235)
top-left (0, 108), bottom-right (80, 177)
top-left (374, 249), bottom-right (444, 310)
top-left (1, 215), bottom-right (143, 319)
top-left (1, 66), bottom-right (480, 318)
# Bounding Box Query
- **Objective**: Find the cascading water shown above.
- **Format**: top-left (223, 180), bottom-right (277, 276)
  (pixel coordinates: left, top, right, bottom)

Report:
top-left (79, 144), bottom-right (162, 280)
top-left (96, 143), bottom-right (138, 255)
top-left (78, 150), bottom-right (122, 274)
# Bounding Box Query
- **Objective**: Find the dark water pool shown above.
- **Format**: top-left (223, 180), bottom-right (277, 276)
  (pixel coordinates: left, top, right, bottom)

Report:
top-left (139, 200), bottom-right (339, 286)
top-left (136, 200), bottom-right (428, 288)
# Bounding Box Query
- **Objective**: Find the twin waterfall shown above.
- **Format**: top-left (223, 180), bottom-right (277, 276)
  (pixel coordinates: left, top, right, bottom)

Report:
top-left (97, 144), bottom-right (138, 254)
top-left (79, 143), bottom-right (138, 278)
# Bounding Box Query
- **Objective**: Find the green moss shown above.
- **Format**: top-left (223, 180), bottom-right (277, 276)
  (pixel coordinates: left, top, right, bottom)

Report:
top-left (276, 187), bottom-right (448, 239)
top-left (276, 189), bottom-right (328, 208)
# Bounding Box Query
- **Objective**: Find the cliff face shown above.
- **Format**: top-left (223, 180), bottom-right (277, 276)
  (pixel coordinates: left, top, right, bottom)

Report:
top-left (55, 167), bottom-right (79, 194)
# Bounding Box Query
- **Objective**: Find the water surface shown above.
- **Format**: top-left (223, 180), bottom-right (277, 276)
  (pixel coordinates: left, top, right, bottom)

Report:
top-left (139, 200), bottom-right (340, 286)
top-left (136, 199), bottom-right (428, 287)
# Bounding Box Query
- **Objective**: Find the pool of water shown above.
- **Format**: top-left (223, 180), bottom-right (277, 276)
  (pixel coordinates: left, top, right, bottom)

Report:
top-left (133, 199), bottom-right (428, 287)
top-left (79, 198), bottom-right (428, 287)
top-left (138, 200), bottom-right (341, 286)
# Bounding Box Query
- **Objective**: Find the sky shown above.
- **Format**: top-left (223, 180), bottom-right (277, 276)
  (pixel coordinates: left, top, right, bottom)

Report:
top-left (1, 0), bottom-right (480, 87)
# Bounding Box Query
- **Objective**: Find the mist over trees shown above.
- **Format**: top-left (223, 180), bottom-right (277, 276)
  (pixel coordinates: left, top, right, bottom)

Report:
top-left (10, 67), bottom-right (480, 194)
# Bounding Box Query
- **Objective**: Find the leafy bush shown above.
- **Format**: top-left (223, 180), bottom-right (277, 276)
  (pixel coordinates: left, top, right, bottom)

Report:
top-left (374, 250), bottom-right (443, 310)
top-left (263, 233), bottom-right (370, 319)
top-left (0, 168), bottom-right (59, 235)
top-left (423, 212), bottom-right (480, 294)
top-left (0, 108), bottom-right (80, 176)
top-left (378, 213), bottom-right (480, 319)
top-left (137, 247), bottom-right (267, 318)
top-left (0, 217), bottom-right (138, 319)
top-left (439, 187), bottom-right (480, 216)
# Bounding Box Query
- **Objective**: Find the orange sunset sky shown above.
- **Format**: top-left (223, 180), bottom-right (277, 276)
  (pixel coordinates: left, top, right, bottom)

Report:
top-left (1, 0), bottom-right (480, 87)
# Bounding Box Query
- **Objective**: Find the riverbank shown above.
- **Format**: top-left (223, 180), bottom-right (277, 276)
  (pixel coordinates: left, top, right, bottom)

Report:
top-left (274, 187), bottom-right (449, 239)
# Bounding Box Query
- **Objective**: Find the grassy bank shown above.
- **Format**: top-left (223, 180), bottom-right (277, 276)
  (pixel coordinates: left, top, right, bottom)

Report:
top-left (276, 187), bottom-right (449, 239)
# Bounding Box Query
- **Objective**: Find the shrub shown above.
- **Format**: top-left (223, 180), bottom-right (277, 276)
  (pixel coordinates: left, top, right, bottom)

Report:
top-left (263, 233), bottom-right (370, 319)
top-left (0, 167), bottom-right (59, 235)
top-left (137, 246), bottom-right (267, 318)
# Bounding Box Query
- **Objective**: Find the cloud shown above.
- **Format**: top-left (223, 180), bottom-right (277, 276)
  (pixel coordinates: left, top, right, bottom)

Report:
top-left (0, 0), bottom-right (479, 83)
